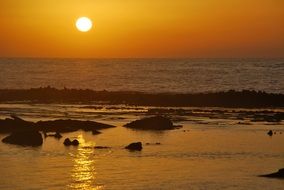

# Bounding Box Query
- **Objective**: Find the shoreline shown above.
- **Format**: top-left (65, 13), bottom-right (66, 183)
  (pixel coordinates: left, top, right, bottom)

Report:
top-left (0, 87), bottom-right (283, 108)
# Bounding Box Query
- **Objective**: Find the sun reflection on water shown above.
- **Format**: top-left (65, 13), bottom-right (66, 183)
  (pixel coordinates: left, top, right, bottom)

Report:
top-left (68, 134), bottom-right (104, 190)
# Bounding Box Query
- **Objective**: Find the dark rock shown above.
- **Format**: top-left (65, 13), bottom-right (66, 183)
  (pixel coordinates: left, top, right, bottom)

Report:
top-left (125, 142), bottom-right (142, 151)
top-left (0, 115), bottom-right (35, 133)
top-left (2, 130), bottom-right (43, 146)
top-left (267, 130), bottom-right (273, 136)
top-left (259, 168), bottom-right (284, 178)
top-left (92, 130), bottom-right (101, 135)
top-left (0, 88), bottom-right (284, 108)
top-left (0, 116), bottom-right (115, 134)
top-left (63, 138), bottom-right (72, 146)
top-left (63, 138), bottom-right (79, 146)
top-left (124, 116), bottom-right (181, 130)
top-left (72, 139), bottom-right (79, 146)
top-left (94, 146), bottom-right (111, 149)
top-left (54, 132), bottom-right (62, 139)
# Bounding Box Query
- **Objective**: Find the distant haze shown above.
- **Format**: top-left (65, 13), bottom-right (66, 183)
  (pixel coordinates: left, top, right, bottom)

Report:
top-left (0, 0), bottom-right (283, 58)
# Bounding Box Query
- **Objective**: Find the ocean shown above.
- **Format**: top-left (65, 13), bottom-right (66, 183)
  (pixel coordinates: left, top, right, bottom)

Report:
top-left (0, 58), bottom-right (283, 93)
top-left (0, 58), bottom-right (283, 190)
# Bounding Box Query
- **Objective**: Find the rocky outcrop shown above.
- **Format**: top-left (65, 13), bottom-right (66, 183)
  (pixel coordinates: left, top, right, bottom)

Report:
top-left (0, 116), bottom-right (115, 134)
top-left (125, 142), bottom-right (143, 151)
top-left (2, 130), bottom-right (43, 146)
top-left (1, 88), bottom-right (283, 108)
top-left (124, 116), bottom-right (181, 130)
top-left (259, 168), bottom-right (284, 178)
top-left (0, 115), bottom-right (35, 133)
top-left (63, 138), bottom-right (79, 146)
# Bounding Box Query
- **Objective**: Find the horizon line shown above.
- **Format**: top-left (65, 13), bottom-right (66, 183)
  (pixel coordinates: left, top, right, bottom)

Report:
top-left (0, 56), bottom-right (284, 60)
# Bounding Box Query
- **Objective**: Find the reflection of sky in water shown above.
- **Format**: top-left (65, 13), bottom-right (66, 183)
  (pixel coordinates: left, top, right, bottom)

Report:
top-left (68, 135), bottom-right (103, 190)
top-left (0, 125), bottom-right (283, 189)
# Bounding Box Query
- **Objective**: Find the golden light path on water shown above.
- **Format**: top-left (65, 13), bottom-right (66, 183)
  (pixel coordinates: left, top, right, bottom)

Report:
top-left (68, 134), bottom-right (103, 190)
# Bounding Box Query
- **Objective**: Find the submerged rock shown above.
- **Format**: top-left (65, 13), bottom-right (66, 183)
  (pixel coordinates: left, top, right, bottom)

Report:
top-left (92, 130), bottom-right (102, 135)
top-left (125, 142), bottom-right (143, 151)
top-left (124, 116), bottom-right (181, 130)
top-left (146, 142), bottom-right (161, 145)
top-left (267, 130), bottom-right (273, 136)
top-left (2, 130), bottom-right (43, 146)
top-left (259, 168), bottom-right (284, 178)
top-left (94, 146), bottom-right (111, 149)
top-left (63, 138), bottom-right (79, 146)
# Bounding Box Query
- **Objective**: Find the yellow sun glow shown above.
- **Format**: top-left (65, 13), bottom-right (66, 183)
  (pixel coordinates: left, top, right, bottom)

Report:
top-left (76, 17), bottom-right (93, 32)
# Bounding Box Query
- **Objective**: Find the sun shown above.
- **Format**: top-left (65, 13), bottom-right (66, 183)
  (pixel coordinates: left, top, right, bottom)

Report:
top-left (75, 17), bottom-right (93, 32)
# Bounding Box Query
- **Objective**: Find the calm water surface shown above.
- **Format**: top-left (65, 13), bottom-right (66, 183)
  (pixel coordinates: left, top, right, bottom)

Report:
top-left (0, 124), bottom-right (283, 190)
top-left (0, 58), bottom-right (283, 93)
top-left (0, 104), bottom-right (284, 189)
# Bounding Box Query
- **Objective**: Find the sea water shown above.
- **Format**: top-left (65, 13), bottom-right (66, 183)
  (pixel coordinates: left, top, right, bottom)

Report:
top-left (0, 58), bottom-right (284, 189)
top-left (0, 58), bottom-right (283, 93)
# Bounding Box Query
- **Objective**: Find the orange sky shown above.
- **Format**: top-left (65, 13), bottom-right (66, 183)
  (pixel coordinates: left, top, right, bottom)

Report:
top-left (0, 0), bottom-right (283, 58)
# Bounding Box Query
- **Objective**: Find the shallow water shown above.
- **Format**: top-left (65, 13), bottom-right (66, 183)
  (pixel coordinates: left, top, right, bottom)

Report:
top-left (0, 58), bottom-right (283, 93)
top-left (0, 124), bottom-right (283, 190)
top-left (0, 104), bottom-right (284, 189)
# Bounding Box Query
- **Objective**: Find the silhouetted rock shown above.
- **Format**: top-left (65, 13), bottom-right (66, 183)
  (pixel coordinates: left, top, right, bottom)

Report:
top-left (63, 138), bottom-right (72, 146)
top-left (124, 116), bottom-right (181, 130)
top-left (125, 142), bottom-right (142, 151)
top-left (54, 132), bottom-right (62, 139)
top-left (0, 115), bottom-right (35, 133)
top-left (92, 130), bottom-right (101, 135)
top-left (72, 139), bottom-right (79, 146)
top-left (0, 88), bottom-right (283, 108)
top-left (2, 130), bottom-right (43, 146)
top-left (259, 168), bottom-right (284, 178)
top-left (267, 130), bottom-right (273, 136)
top-left (63, 138), bottom-right (79, 146)
top-left (0, 116), bottom-right (115, 134)
top-left (94, 146), bottom-right (111, 149)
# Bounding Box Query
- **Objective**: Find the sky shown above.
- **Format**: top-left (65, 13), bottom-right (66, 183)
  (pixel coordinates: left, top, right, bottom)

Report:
top-left (0, 0), bottom-right (283, 58)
